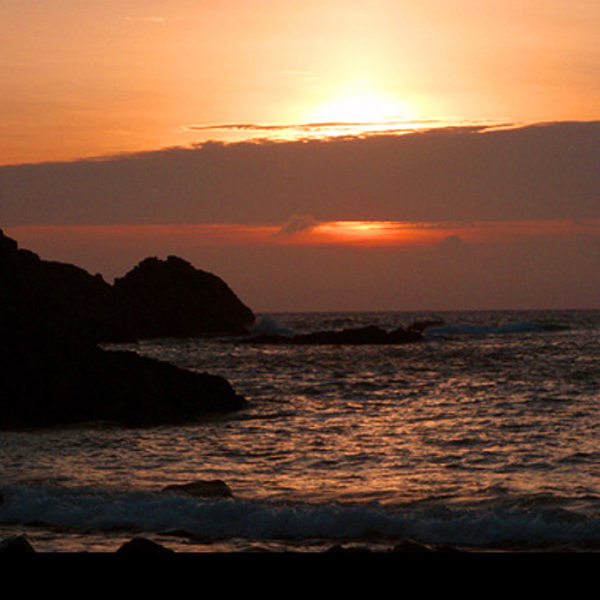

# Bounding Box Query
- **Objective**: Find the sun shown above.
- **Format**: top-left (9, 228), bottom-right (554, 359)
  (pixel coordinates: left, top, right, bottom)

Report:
top-left (306, 85), bottom-right (416, 125)
top-left (312, 221), bottom-right (422, 246)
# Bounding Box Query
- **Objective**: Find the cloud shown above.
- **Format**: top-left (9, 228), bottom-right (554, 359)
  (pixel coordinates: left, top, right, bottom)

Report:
top-left (1, 121), bottom-right (598, 227)
top-left (437, 234), bottom-right (464, 252)
top-left (276, 214), bottom-right (321, 237)
top-left (183, 119), bottom-right (454, 141)
top-left (185, 120), bottom-right (425, 131)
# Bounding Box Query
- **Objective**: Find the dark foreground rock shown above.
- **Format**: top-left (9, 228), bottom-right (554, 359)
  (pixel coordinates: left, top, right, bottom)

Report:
top-left (0, 230), bottom-right (115, 346)
top-left (0, 535), bottom-right (177, 554)
top-left (0, 229), bottom-right (249, 429)
top-left (0, 339), bottom-right (247, 428)
top-left (244, 324), bottom-right (424, 346)
top-left (0, 229), bottom-right (255, 345)
top-left (0, 535), bottom-right (36, 554)
top-left (0, 534), bottom-right (471, 553)
top-left (116, 537), bottom-right (176, 555)
top-left (112, 256), bottom-right (255, 340)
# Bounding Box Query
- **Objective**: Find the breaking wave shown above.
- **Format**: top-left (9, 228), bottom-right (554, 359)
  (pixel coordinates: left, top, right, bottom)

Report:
top-left (250, 316), bottom-right (296, 337)
top-left (1, 483), bottom-right (599, 551)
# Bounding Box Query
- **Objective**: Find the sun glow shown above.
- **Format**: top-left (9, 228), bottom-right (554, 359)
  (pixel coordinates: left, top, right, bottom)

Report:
top-left (313, 221), bottom-right (421, 245)
top-left (305, 85), bottom-right (417, 128)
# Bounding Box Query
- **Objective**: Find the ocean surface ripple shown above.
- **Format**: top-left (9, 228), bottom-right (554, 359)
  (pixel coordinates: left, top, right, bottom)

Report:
top-left (1, 309), bottom-right (599, 552)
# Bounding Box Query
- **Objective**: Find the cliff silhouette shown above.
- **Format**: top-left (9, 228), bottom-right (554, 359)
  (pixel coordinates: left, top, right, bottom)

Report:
top-left (112, 255), bottom-right (255, 340)
top-left (0, 229), bottom-right (252, 428)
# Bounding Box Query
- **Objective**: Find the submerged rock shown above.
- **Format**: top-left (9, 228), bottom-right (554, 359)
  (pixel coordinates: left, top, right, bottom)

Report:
top-left (245, 324), bottom-right (423, 346)
top-left (161, 479), bottom-right (233, 498)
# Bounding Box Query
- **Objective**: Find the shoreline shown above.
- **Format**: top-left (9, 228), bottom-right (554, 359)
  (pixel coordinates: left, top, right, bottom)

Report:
top-left (3, 531), bottom-right (599, 554)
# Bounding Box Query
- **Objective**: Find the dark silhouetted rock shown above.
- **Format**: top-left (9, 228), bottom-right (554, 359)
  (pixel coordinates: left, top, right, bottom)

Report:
top-left (112, 256), bottom-right (255, 340)
top-left (161, 479), bottom-right (233, 498)
top-left (407, 319), bottom-right (446, 333)
top-left (245, 325), bottom-right (423, 346)
top-left (0, 229), bottom-right (254, 346)
top-left (0, 229), bottom-right (249, 429)
top-left (0, 229), bottom-right (115, 347)
top-left (0, 338), bottom-right (247, 428)
top-left (0, 535), bottom-right (36, 554)
top-left (116, 537), bottom-right (175, 554)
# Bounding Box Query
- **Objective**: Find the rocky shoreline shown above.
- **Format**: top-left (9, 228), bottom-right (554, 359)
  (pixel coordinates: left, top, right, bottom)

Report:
top-left (0, 229), bottom-right (253, 429)
top-left (0, 533), bottom-right (469, 554)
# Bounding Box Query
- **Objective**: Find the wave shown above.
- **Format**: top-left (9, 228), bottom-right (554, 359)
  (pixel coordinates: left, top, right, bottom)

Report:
top-left (2, 484), bottom-right (599, 551)
top-left (424, 320), bottom-right (570, 339)
top-left (249, 314), bottom-right (575, 343)
top-left (250, 316), bottom-right (296, 337)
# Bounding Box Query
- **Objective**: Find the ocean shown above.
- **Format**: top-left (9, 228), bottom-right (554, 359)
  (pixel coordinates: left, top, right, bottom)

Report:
top-left (1, 309), bottom-right (599, 553)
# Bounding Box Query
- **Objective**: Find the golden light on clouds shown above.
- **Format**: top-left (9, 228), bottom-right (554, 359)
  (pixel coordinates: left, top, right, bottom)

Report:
top-left (7, 219), bottom-right (596, 252)
top-left (0, 1), bottom-right (598, 164)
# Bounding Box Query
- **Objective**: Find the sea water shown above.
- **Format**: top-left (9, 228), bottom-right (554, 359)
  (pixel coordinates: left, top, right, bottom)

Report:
top-left (0, 309), bottom-right (599, 552)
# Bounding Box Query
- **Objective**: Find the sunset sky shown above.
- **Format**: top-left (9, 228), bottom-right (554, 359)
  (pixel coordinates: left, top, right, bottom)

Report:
top-left (1, 0), bottom-right (599, 312)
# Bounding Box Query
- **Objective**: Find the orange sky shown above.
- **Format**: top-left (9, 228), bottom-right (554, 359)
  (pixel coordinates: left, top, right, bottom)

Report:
top-left (5, 217), bottom-right (599, 312)
top-left (1, 2), bottom-right (598, 311)
top-left (1, 0), bottom-right (599, 165)
top-left (7, 218), bottom-right (597, 253)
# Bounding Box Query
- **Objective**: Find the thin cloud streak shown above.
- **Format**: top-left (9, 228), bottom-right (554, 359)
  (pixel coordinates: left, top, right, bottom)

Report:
top-left (5, 218), bottom-right (598, 310)
top-left (186, 120), bottom-right (430, 132)
top-left (7, 219), bottom-right (596, 249)
top-left (276, 214), bottom-right (321, 237)
top-left (182, 118), bottom-right (512, 143)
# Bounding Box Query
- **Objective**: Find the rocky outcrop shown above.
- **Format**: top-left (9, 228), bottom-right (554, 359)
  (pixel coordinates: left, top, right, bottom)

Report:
top-left (0, 231), bottom-right (115, 346)
top-left (244, 324), bottom-right (424, 345)
top-left (0, 535), bottom-right (37, 554)
top-left (115, 537), bottom-right (176, 554)
top-left (0, 229), bottom-right (254, 345)
top-left (112, 256), bottom-right (255, 340)
top-left (0, 229), bottom-right (249, 429)
top-left (0, 339), bottom-right (247, 428)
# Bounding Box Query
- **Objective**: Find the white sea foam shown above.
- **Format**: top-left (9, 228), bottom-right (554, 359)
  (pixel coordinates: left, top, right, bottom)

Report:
top-left (1, 483), bottom-right (599, 550)
top-left (250, 315), bottom-right (296, 337)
